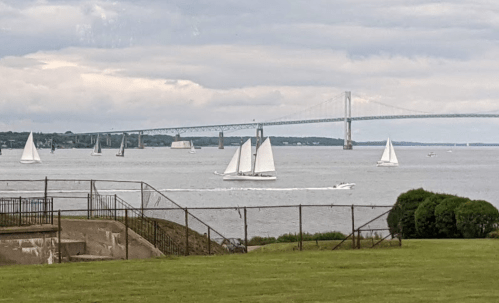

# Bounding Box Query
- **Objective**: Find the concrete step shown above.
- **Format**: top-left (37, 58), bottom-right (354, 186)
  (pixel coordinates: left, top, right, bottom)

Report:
top-left (69, 254), bottom-right (115, 262)
top-left (56, 239), bottom-right (86, 258)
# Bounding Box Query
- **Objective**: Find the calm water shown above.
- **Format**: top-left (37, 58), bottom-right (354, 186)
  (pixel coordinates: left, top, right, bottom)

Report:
top-left (1, 146), bottom-right (497, 237)
top-left (1, 146), bottom-right (498, 206)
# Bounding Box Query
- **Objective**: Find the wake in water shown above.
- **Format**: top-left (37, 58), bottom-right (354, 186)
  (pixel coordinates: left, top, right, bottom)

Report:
top-left (0, 186), bottom-right (354, 194)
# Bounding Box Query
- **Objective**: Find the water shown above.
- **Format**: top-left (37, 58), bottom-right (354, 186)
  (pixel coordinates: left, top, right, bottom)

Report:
top-left (1, 146), bottom-right (497, 237)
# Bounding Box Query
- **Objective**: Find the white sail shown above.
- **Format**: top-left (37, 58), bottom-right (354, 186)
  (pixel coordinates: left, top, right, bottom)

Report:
top-left (380, 139), bottom-right (391, 162)
top-left (388, 140), bottom-right (398, 164)
top-left (224, 146), bottom-right (240, 174)
top-left (189, 141), bottom-right (196, 153)
top-left (254, 138), bottom-right (275, 173)
top-left (239, 139), bottom-right (252, 173)
top-left (92, 134), bottom-right (102, 155)
top-left (116, 134), bottom-right (125, 156)
top-left (20, 132), bottom-right (41, 164)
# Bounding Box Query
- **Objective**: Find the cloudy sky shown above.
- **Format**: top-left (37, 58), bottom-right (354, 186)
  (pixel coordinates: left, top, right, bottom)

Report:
top-left (1, 0), bottom-right (499, 142)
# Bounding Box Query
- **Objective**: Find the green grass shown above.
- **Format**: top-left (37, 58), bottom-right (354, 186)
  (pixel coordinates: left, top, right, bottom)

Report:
top-left (2, 239), bottom-right (499, 302)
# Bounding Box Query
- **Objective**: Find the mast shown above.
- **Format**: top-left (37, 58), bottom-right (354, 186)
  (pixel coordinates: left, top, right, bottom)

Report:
top-left (252, 138), bottom-right (259, 175)
top-left (236, 138), bottom-right (243, 175)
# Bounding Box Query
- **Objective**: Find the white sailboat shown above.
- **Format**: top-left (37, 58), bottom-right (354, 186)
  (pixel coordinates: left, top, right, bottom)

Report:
top-left (50, 139), bottom-right (55, 154)
top-left (20, 132), bottom-right (42, 164)
top-left (189, 141), bottom-right (196, 154)
top-left (116, 134), bottom-right (125, 157)
top-left (91, 134), bottom-right (102, 156)
top-left (377, 138), bottom-right (398, 167)
top-left (222, 138), bottom-right (277, 181)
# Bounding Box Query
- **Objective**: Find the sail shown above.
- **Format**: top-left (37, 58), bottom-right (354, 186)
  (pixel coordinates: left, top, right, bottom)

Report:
top-left (380, 138), bottom-right (391, 162)
top-left (21, 132), bottom-right (41, 163)
top-left (224, 146), bottom-right (240, 174)
top-left (94, 135), bottom-right (101, 154)
top-left (254, 138), bottom-right (275, 173)
top-left (117, 134), bottom-right (125, 156)
top-left (51, 140), bottom-right (55, 152)
top-left (239, 139), bottom-right (252, 173)
top-left (190, 141), bottom-right (195, 152)
top-left (388, 140), bottom-right (398, 164)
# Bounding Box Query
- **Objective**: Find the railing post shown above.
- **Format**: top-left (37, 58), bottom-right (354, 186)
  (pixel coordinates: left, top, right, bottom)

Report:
top-left (44, 176), bottom-right (48, 217)
top-left (114, 194), bottom-right (117, 221)
top-left (185, 208), bottom-right (189, 256)
top-left (58, 210), bottom-right (62, 263)
top-left (351, 205), bottom-right (355, 249)
top-left (299, 204), bottom-right (303, 251)
top-left (87, 193), bottom-right (90, 219)
top-left (207, 227), bottom-right (211, 255)
top-left (140, 182), bottom-right (144, 218)
top-left (125, 209), bottom-right (129, 260)
top-left (50, 198), bottom-right (54, 225)
top-left (244, 207), bottom-right (248, 253)
top-left (357, 230), bottom-right (361, 249)
top-left (153, 220), bottom-right (158, 247)
top-left (18, 196), bottom-right (22, 226)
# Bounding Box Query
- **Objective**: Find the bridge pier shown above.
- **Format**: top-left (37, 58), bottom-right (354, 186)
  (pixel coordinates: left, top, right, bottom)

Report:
top-left (343, 91), bottom-right (353, 150)
top-left (256, 127), bottom-right (264, 150)
top-left (138, 132), bottom-right (144, 149)
top-left (174, 134), bottom-right (180, 142)
top-left (218, 132), bottom-right (224, 149)
top-left (106, 135), bottom-right (111, 146)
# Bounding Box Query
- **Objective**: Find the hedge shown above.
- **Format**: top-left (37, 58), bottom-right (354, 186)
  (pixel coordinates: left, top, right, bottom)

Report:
top-left (455, 200), bottom-right (499, 238)
top-left (415, 194), bottom-right (454, 238)
top-left (434, 196), bottom-right (470, 238)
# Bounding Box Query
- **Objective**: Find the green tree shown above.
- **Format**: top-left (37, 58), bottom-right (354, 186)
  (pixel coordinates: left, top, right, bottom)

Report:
top-left (415, 194), bottom-right (454, 238)
top-left (455, 200), bottom-right (499, 238)
top-left (434, 196), bottom-right (469, 238)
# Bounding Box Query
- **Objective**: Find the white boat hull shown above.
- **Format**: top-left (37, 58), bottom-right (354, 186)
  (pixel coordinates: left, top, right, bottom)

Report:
top-left (377, 162), bottom-right (398, 167)
top-left (91, 152), bottom-right (102, 156)
top-left (333, 183), bottom-right (356, 189)
top-left (20, 159), bottom-right (41, 164)
top-left (223, 175), bottom-right (276, 181)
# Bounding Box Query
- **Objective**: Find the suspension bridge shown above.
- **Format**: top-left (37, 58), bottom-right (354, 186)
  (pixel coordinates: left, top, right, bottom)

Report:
top-left (77, 92), bottom-right (499, 150)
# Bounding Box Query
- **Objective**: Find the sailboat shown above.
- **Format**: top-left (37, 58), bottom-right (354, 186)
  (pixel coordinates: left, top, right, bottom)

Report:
top-left (50, 139), bottom-right (55, 154)
top-left (116, 134), bottom-right (125, 157)
top-left (20, 132), bottom-right (42, 164)
top-left (189, 141), bottom-right (196, 154)
top-left (377, 138), bottom-right (398, 167)
top-left (91, 134), bottom-right (102, 156)
top-left (222, 138), bottom-right (277, 181)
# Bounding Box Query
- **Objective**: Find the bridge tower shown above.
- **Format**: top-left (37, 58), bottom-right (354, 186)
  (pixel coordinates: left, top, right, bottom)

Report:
top-left (138, 132), bottom-right (144, 149)
top-left (256, 126), bottom-right (264, 150)
top-left (343, 91), bottom-right (353, 150)
top-left (218, 132), bottom-right (224, 149)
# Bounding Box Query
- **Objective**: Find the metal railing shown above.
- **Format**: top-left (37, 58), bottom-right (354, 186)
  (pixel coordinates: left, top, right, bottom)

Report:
top-left (0, 197), bottom-right (53, 227)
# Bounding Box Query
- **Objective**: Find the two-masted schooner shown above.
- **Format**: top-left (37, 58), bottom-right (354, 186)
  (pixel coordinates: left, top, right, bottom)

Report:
top-left (222, 137), bottom-right (276, 181)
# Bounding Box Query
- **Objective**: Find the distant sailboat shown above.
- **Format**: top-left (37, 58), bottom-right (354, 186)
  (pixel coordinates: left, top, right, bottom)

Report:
top-left (189, 141), bottom-right (196, 154)
top-left (116, 134), bottom-right (125, 157)
top-left (377, 138), bottom-right (398, 167)
top-left (20, 132), bottom-right (42, 164)
top-left (91, 134), bottom-right (102, 156)
top-left (222, 138), bottom-right (277, 181)
top-left (50, 139), bottom-right (55, 154)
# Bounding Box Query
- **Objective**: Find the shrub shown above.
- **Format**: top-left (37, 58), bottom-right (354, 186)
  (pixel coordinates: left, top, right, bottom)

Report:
top-left (455, 200), bottom-right (499, 238)
top-left (387, 188), bottom-right (434, 238)
top-left (486, 230), bottom-right (499, 239)
top-left (435, 196), bottom-right (469, 238)
top-left (312, 231), bottom-right (346, 241)
top-left (415, 194), bottom-right (454, 238)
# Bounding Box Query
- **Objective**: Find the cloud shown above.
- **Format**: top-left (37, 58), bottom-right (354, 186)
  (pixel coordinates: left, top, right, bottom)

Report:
top-left (1, 0), bottom-right (499, 141)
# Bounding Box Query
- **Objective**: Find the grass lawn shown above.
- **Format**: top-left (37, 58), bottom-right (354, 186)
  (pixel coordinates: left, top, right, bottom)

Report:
top-left (1, 239), bottom-right (499, 302)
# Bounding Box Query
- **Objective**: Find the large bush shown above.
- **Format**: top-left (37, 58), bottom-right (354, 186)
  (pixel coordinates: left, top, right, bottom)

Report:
top-left (434, 197), bottom-right (470, 238)
top-left (415, 194), bottom-right (454, 238)
top-left (455, 200), bottom-right (499, 238)
top-left (387, 188), bottom-right (434, 238)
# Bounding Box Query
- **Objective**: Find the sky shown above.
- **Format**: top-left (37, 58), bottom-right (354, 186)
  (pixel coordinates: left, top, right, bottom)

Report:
top-left (1, 0), bottom-right (499, 142)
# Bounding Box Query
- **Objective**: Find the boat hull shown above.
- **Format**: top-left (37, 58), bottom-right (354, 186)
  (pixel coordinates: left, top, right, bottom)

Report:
top-left (91, 152), bottom-right (102, 156)
top-left (376, 162), bottom-right (398, 167)
top-left (20, 160), bottom-right (41, 164)
top-left (223, 175), bottom-right (276, 181)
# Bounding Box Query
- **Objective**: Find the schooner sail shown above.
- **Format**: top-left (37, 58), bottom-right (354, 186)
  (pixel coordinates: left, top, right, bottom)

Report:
top-left (377, 138), bottom-right (398, 167)
top-left (20, 132), bottom-right (42, 164)
top-left (91, 134), bottom-right (102, 156)
top-left (222, 138), bottom-right (276, 181)
top-left (116, 134), bottom-right (125, 157)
